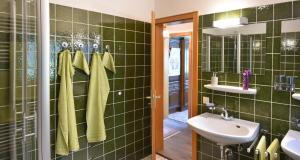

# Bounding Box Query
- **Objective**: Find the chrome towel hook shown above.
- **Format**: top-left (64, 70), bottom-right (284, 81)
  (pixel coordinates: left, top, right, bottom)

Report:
top-left (105, 45), bottom-right (110, 52)
top-left (62, 42), bottom-right (68, 49)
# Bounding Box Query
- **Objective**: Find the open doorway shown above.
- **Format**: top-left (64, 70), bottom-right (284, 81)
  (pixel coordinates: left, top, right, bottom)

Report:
top-left (151, 12), bottom-right (199, 160)
top-left (159, 23), bottom-right (192, 159)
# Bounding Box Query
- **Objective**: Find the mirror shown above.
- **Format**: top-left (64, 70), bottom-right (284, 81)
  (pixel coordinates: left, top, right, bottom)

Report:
top-left (201, 22), bottom-right (266, 75)
top-left (281, 19), bottom-right (300, 76)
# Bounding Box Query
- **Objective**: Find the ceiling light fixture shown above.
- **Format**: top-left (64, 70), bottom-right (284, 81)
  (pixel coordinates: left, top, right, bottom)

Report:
top-left (213, 17), bottom-right (248, 29)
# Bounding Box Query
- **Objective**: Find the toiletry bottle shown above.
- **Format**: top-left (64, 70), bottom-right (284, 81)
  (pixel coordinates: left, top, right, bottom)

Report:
top-left (242, 69), bottom-right (251, 90)
top-left (211, 72), bottom-right (218, 86)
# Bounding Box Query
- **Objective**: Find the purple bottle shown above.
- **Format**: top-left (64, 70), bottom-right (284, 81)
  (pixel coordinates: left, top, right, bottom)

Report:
top-left (242, 69), bottom-right (251, 90)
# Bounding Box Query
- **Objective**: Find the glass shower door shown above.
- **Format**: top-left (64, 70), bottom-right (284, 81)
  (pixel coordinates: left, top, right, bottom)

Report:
top-left (0, 0), bottom-right (39, 159)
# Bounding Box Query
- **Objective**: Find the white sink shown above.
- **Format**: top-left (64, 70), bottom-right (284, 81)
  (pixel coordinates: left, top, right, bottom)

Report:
top-left (187, 113), bottom-right (260, 146)
top-left (281, 130), bottom-right (300, 160)
top-left (292, 93), bottom-right (300, 101)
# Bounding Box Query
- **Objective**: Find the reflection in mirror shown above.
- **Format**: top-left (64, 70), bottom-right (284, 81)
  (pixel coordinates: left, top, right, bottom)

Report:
top-left (201, 23), bottom-right (266, 75)
top-left (281, 19), bottom-right (300, 76)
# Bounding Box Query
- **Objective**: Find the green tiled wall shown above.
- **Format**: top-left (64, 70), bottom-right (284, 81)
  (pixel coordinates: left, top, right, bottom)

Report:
top-left (198, 1), bottom-right (300, 160)
top-left (50, 4), bottom-right (151, 160)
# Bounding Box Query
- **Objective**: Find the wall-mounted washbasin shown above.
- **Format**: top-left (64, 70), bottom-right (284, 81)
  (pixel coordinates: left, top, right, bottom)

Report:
top-left (187, 113), bottom-right (259, 146)
top-left (292, 93), bottom-right (300, 101)
top-left (281, 130), bottom-right (300, 160)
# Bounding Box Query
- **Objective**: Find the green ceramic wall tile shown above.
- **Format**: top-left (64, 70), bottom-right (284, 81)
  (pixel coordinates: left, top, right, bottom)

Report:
top-left (74, 96), bottom-right (87, 110)
top-left (226, 96), bottom-right (239, 111)
top-left (273, 54), bottom-right (281, 70)
top-left (114, 102), bottom-right (125, 115)
top-left (50, 4), bottom-right (55, 19)
top-left (240, 99), bottom-right (254, 114)
top-left (272, 119), bottom-right (289, 135)
top-left (126, 18), bottom-right (135, 30)
top-left (255, 116), bottom-right (271, 131)
top-left (272, 103), bottom-right (290, 120)
top-left (273, 37), bottom-right (281, 53)
top-left (73, 8), bottom-right (88, 23)
top-left (56, 21), bottom-right (72, 37)
top-left (56, 5), bottom-right (72, 21)
top-left (266, 21), bottom-right (273, 37)
top-left (126, 43), bottom-right (135, 55)
top-left (203, 14), bottom-right (214, 28)
top-left (136, 21), bottom-right (145, 32)
top-left (274, 20), bottom-right (281, 37)
top-left (136, 32), bottom-right (145, 43)
top-left (0, 70), bottom-right (8, 88)
top-left (256, 86), bottom-right (271, 101)
top-left (266, 38), bottom-right (273, 53)
top-left (272, 90), bottom-right (290, 104)
top-left (126, 30), bottom-right (135, 42)
top-left (89, 11), bottom-right (101, 26)
top-left (102, 13), bottom-right (114, 28)
top-left (115, 16), bottom-right (125, 29)
top-left (294, 1), bottom-right (300, 18)
top-left (103, 27), bottom-right (114, 41)
top-left (257, 5), bottom-right (273, 22)
top-left (256, 70), bottom-right (272, 85)
top-left (227, 9), bottom-right (241, 18)
top-left (215, 12), bottom-right (227, 21)
top-left (274, 2), bottom-right (292, 20)
top-left (89, 25), bottom-right (101, 38)
top-left (115, 29), bottom-right (125, 41)
top-left (115, 54), bottom-right (125, 66)
top-left (145, 23), bottom-right (151, 33)
top-left (242, 7), bottom-right (256, 23)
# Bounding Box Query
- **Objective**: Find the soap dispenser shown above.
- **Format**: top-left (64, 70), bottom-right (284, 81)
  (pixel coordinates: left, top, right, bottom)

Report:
top-left (242, 69), bottom-right (251, 90)
top-left (211, 72), bottom-right (218, 86)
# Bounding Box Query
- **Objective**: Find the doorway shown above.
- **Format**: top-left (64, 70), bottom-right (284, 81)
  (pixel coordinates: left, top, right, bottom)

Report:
top-left (151, 12), bottom-right (199, 160)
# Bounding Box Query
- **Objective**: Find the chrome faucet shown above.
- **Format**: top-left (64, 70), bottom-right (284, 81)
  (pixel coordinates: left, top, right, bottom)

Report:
top-left (209, 106), bottom-right (233, 121)
top-left (208, 105), bottom-right (233, 121)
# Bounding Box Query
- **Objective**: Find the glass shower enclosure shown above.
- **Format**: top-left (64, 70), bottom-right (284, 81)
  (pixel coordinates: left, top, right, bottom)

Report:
top-left (0, 0), bottom-right (50, 159)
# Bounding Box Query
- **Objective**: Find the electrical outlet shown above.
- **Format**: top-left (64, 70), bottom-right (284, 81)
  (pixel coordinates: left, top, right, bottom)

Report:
top-left (203, 97), bottom-right (209, 104)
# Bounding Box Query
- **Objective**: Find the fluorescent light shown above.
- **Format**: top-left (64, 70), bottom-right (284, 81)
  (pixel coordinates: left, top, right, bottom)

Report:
top-left (163, 30), bottom-right (169, 38)
top-left (213, 17), bottom-right (248, 29)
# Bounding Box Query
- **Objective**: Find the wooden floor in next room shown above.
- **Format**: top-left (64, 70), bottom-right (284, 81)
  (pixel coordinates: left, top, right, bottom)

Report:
top-left (158, 114), bottom-right (192, 160)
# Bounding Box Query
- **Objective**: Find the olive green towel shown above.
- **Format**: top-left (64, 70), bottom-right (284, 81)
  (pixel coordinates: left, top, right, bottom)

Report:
top-left (86, 52), bottom-right (115, 142)
top-left (266, 138), bottom-right (280, 160)
top-left (73, 50), bottom-right (90, 75)
top-left (56, 50), bottom-right (79, 155)
top-left (256, 136), bottom-right (266, 160)
top-left (102, 52), bottom-right (116, 73)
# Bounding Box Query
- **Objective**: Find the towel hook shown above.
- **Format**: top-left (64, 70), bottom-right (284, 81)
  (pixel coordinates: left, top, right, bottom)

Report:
top-left (105, 45), bottom-right (110, 52)
top-left (78, 43), bottom-right (84, 49)
top-left (62, 42), bottom-right (69, 49)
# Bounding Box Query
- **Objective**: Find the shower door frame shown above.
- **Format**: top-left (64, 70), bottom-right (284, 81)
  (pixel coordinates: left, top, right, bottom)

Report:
top-left (36, 0), bottom-right (51, 159)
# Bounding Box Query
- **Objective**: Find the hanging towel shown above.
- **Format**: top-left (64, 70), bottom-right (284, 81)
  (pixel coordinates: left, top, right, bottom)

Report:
top-left (256, 136), bottom-right (266, 160)
top-left (102, 52), bottom-right (116, 73)
top-left (266, 139), bottom-right (280, 160)
top-left (56, 50), bottom-right (79, 155)
top-left (86, 52), bottom-right (116, 142)
top-left (73, 50), bottom-right (90, 75)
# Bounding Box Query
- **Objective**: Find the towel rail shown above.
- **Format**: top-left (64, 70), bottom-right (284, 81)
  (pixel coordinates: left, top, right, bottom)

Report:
top-left (247, 129), bottom-right (268, 153)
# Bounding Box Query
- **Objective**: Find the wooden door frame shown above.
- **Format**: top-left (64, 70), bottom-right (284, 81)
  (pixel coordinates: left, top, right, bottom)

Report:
top-left (151, 11), bottom-right (199, 160)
